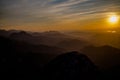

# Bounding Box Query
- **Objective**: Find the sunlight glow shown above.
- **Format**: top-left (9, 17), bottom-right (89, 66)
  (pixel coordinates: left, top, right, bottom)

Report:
top-left (107, 30), bottom-right (117, 33)
top-left (108, 15), bottom-right (119, 24)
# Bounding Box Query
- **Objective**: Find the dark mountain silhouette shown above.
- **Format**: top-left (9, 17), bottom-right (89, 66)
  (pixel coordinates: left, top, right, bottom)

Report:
top-left (82, 45), bottom-right (120, 69)
top-left (0, 29), bottom-right (10, 37)
top-left (9, 31), bottom-right (44, 45)
top-left (33, 31), bottom-right (83, 46)
top-left (0, 36), bottom-right (64, 54)
top-left (10, 31), bottom-right (33, 41)
top-left (0, 36), bottom-right (65, 68)
top-left (9, 29), bottom-right (22, 33)
top-left (88, 32), bottom-right (120, 49)
top-left (0, 36), bottom-right (65, 80)
top-left (30, 31), bottom-right (69, 39)
top-left (0, 29), bottom-right (23, 37)
top-left (38, 31), bottom-right (68, 37)
top-left (0, 36), bottom-right (101, 80)
top-left (67, 31), bottom-right (120, 49)
top-left (0, 30), bottom-right (90, 49)
top-left (33, 31), bottom-right (73, 46)
top-left (0, 29), bottom-right (120, 80)
top-left (9, 30), bottom-right (51, 46)
top-left (4, 30), bottom-right (72, 46)
top-left (43, 51), bottom-right (99, 80)
top-left (57, 39), bottom-right (90, 51)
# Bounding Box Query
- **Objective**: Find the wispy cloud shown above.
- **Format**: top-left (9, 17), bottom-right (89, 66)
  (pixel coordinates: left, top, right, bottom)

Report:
top-left (0, 0), bottom-right (120, 28)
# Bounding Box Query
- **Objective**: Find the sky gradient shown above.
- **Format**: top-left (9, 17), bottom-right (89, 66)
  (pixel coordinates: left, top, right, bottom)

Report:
top-left (0, 0), bottom-right (120, 31)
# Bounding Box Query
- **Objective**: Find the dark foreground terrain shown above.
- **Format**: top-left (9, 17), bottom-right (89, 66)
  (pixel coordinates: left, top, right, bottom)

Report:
top-left (0, 30), bottom-right (120, 80)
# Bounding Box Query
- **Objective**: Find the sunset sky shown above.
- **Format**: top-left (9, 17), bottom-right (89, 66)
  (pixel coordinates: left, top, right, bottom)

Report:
top-left (0, 0), bottom-right (120, 31)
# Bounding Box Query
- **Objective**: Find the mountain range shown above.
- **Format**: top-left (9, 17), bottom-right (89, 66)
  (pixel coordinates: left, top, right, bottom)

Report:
top-left (0, 29), bottom-right (120, 80)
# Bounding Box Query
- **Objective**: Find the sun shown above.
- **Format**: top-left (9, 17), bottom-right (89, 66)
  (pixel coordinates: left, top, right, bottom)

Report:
top-left (108, 15), bottom-right (119, 24)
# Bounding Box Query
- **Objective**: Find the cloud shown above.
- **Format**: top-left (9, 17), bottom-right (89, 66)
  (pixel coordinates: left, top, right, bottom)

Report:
top-left (0, 0), bottom-right (120, 27)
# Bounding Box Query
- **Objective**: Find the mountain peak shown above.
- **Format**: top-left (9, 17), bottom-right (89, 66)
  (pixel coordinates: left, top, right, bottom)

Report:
top-left (10, 31), bottom-right (32, 37)
top-left (44, 51), bottom-right (97, 80)
top-left (41, 31), bottom-right (64, 36)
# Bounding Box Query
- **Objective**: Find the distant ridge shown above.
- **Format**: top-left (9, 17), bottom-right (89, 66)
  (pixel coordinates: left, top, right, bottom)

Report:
top-left (82, 45), bottom-right (120, 69)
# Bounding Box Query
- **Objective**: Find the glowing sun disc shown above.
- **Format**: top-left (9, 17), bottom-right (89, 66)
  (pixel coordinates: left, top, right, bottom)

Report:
top-left (108, 15), bottom-right (119, 24)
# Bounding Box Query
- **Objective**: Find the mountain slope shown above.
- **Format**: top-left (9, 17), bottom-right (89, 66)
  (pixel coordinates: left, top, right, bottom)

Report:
top-left (43, 51), bottom-right (98, 80)
top-left (57, 39), bottom-right (90, 51)
top-left (82, 45), bottom-right (120, 69)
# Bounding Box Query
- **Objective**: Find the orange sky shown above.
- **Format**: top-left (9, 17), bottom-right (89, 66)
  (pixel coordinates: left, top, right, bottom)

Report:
top-left (0, 0), bottom-right (120, 31)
